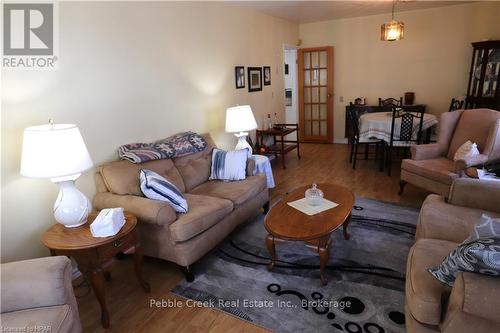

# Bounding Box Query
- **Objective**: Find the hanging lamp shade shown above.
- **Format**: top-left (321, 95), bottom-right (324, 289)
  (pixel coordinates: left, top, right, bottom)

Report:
top-left (381, 20), bottom-right (404, 41)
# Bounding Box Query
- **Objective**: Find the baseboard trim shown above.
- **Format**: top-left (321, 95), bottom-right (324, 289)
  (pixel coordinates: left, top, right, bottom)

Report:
top-left (333, 138), bottom-right (348, 144)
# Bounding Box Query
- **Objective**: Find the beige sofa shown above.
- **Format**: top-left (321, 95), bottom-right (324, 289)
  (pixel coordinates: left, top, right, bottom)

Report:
top-left (0, 256), bottom-right (82, 333)
top-left (400, 109), bottom-right (500, 197)
top-left (93, 134), bottom-right (269, 281)
top-left (406, 178), bottom-right (500, 332)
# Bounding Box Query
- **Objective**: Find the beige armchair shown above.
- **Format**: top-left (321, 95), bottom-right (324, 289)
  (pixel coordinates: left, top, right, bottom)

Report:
top-left (400, 109), bottom-right (500, 197)
top-left (0, 256), bottom-right (82, 333)
top-left (406, 178), bottom-right (500, 332)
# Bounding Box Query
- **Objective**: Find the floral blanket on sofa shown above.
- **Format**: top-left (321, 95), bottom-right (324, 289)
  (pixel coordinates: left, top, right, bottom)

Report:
top-left (118, 132), bottom-right (208, 163)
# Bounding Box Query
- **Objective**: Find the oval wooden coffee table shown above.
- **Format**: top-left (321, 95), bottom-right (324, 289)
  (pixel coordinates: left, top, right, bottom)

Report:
top-left (265, 183), bottom-right (355, 286)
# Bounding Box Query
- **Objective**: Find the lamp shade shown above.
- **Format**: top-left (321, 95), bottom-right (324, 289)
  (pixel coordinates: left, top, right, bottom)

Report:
top-left (381, 20), bottom-right (404, 41)
top-left (20, 124), bottom-right (94, 179)
top-left (225, 105), bottom-right (258, 133)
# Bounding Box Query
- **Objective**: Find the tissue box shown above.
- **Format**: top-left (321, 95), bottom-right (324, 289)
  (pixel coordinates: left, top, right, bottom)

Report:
top-left (91, 208), bottom-right (126, 238)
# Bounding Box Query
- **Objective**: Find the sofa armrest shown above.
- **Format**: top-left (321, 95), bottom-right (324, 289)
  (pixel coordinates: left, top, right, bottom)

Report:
top-left (441, 273), bottom-right (500, 332)
top-left (0, 257), bottom-right (76, 313)
top-left (454, 154), bottom-right (489, 172)
top-left (246, 158), bottom-right (256, 177)
top-left (411, 143), bottom-right (446, 161)
top-left (448, 178), bottom-right (500, 213)
top-left (93, 192), bottom-right (177, 226)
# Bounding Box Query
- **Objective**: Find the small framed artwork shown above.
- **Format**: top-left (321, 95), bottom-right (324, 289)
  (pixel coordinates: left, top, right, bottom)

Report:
top-left (263, 66), bottom-right (271, 85)
top-left (248, 67), bottom-right (263, 92)
top-left (235, 66), bottom-right (245, 89)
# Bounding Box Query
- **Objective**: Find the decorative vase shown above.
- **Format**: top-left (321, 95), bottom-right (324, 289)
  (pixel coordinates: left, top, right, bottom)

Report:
top-left (404, 92), bottom-right (415, 105)
top-left (305, 183), bottom-right (324, 206)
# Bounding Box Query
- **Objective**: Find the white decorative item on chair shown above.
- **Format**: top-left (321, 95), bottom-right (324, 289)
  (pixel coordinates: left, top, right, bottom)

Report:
top-left (225, 105), bottom-right (258, 157)
top-left (20, 122), bottom-right (94, 228)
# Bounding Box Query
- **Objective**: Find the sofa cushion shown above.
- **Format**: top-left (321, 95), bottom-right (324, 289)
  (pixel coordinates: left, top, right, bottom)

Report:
top-left (447, 109), bottom-right (500, 160)
top-left (401, 158), bottom-right (457, 185)
top-left (416, 194), bottom-right (500, 243)
top-left (140, 169), bottom-right (188, 213)
top-left (406, 238), bottom-right (456, 326)
top-left (189, 174), bottom-right (266, 207)
top-left (173, 134), bottom-right (216, 191)
top-left (0, 305), bottom-right (73, 333)
top-left (169, 194), bottom-right (233, 242)
top-left (99, 158), bottom-right (185, 196)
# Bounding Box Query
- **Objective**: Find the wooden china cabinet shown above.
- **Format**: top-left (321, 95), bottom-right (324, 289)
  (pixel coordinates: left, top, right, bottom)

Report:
top-left (465, 40), bottom-right (500, 110)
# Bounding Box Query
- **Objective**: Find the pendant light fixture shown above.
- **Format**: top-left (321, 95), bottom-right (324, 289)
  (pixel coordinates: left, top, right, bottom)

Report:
top-left (381, 0), bottom-right (404, 41)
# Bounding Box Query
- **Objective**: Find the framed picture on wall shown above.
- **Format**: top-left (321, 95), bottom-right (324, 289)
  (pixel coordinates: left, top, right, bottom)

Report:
top-left (248, 67), bottom-right (263, 92)
top-left (263, 66), bottom-right (271, 85)
top-left (235, 66), bottom-right (245, 89)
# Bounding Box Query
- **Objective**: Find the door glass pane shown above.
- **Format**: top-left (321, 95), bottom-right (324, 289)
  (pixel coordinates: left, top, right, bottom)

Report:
top-left (304, 88), bottom-right (311, 103)
top-left (311, 52), bottom-right (319, 69)
top-left (320, 121), bottom-right (327, 136)
top-left (305, 104), bottom-right (311, 120)
top-left (320, 69), bottom-right (327, 86)
top-left (320, 51), bottom-right (327, 68)
top-left (311, 69), bottom-right (319, 84)
top-left (320, 87), bottom-right (327, 103)
top-left (311, 87), bottom-right (319, 103)
top-left (312, 121), bottom-right (319, 136)
top-left (304, 52), bottom-right (310, 69)
top-left (312, 104), bottom-right (319, 120)
top-left (304, 70), bottom-right (311, 86)
top-left (320, 104), bottom-right (327, 120)
top-left (305, 121), bottom-right (311, 135)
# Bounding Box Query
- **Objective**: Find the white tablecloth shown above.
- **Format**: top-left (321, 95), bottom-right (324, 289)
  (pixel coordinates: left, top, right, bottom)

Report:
top-left (359, 112), bottom-right (438, 146)
top-left (250, 155), bottom-right (275, 188)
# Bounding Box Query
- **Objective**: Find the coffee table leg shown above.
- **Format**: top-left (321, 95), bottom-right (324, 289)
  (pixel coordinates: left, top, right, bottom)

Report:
top-left (266, 234), bottom-right (276, 270)
top-left (343, 214), bottom-right (351, 240)
top-left (319, 238), bottom-right (329, 286)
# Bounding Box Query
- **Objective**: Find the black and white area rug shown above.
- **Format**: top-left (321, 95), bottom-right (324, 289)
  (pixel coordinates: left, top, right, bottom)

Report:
top-left (172, 197), bottom-right (419, 333)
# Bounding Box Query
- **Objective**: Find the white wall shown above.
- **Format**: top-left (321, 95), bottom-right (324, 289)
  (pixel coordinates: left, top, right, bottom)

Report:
top-left (284, 48), bottom-right (298, 139)
top-left (1, 2), bottom-right (298, 262)
top-left (299, 2), bottom-right (500, 141)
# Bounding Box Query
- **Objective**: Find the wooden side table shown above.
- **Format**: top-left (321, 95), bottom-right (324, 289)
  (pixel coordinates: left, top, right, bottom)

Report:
top-left (42, 212), bottom-right (150, 329)
top-left (256, 123), bottom-right (301, 169)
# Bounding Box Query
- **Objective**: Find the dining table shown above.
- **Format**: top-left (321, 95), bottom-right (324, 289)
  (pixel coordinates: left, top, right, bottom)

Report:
top-left (358, 111), bottom-right (438, 146)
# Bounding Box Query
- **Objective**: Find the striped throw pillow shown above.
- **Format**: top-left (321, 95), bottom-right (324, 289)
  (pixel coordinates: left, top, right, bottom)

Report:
top-left (209, 148), bottom-right (248, 181)
top-left (140, 169), bottom-right (188, 213)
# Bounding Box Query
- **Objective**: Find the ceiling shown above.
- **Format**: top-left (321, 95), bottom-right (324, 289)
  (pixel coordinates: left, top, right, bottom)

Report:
top-left (229, 1), bottom-right (469, 24)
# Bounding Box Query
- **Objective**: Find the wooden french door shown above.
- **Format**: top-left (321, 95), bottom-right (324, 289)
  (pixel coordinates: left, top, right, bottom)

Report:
top-left (298, 46), bottom-right (334, 143)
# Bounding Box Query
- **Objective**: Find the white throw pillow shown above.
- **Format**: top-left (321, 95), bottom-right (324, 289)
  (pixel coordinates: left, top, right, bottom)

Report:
top-left (453, 140), bottom-right (480, 162)
top-left (140, 169), bottom-right (188, 213)
top-left (209, 148), bottom-right (248, 181)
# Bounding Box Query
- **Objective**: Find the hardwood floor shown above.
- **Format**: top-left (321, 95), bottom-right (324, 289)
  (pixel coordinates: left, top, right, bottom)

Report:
top-left (77, 143), bottom-right (430, 333)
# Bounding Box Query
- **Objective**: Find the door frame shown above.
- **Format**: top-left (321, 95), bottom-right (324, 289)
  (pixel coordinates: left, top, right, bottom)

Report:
top-left (298, 46), bottom-right (334, 143)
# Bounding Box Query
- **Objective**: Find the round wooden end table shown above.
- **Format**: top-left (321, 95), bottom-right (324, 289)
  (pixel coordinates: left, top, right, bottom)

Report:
top-left (42, 211), bottom-right (150, 329)
top-left (265, 183), bottom-right (355, 286)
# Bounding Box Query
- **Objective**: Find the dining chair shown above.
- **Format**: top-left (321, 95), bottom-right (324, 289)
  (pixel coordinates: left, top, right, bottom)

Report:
top-left (378, 97), bottom-right (403, 111)
top-left (347, 103), bottom-right (382, 170)
top-left (448, 98), bottom-right (465, 112)
top-left (386, 107), bottom-right (425, 176)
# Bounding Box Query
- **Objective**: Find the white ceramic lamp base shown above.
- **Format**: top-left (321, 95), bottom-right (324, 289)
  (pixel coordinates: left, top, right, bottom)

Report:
top-left (234, 132), bottom-right (253, 157)
top-left (53, 179), bottom-right (92, 228)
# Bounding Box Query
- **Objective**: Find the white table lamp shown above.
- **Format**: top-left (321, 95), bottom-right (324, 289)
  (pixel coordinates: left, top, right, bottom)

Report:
top-left (20, 123), bottom-right (94, 228)
top-left (225, 105), bottom-right (257, 156)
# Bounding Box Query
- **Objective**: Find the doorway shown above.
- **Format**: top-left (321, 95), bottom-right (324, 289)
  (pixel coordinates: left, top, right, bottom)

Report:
top-left (298, 47), bottom-right (334, 143)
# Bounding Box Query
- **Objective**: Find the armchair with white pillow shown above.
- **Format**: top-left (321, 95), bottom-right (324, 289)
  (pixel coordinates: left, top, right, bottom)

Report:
top-left (400, 109), bottom-right (500, 197)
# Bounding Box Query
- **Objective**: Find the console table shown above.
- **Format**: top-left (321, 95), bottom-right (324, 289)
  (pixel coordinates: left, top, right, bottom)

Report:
top-left (256, 124), bottom-right (300, 169)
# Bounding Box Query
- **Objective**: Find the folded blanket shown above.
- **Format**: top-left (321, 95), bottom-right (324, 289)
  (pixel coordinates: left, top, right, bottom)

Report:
top-left (118, 132), bottom-right (208, 163)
